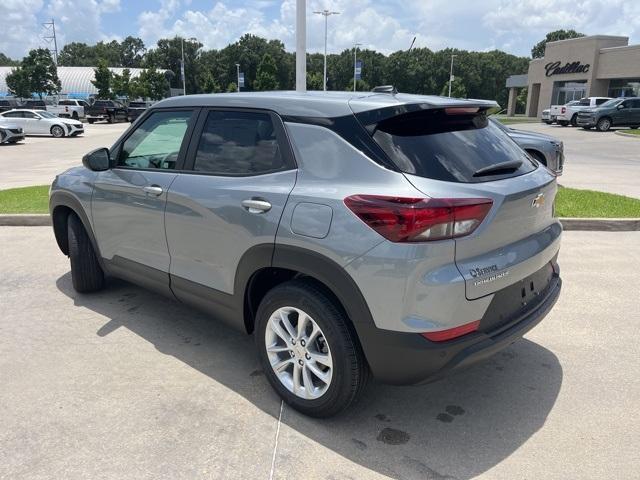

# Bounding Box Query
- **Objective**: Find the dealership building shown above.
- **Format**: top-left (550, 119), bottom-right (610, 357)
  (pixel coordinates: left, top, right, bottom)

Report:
top-left (506, 35), bottom-right (640, 117)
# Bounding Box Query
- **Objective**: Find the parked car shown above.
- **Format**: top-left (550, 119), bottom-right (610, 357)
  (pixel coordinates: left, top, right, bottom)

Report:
top-left (541, 108), bottom-right (552, 124)
top-left (0, 109), bottom-right (84, 137)
top-left (127, 100), bottom-right (152, 122)
top-left (0, 124), bottom-right (24, 144)
top-left (577, 97), bottom-right (640, 132)
top-left (21, 99), bottom-right (48, 110)
top-left (548, 100), bottom-right (578, 125)
top-left (490, 118), bottom-right (564, 174)
top-left (85, 99), bottom-right (128, 124)
top-left (50, 91), bottom-right (562, 417)
top-left (0, 98), bottom-right (20, 113)
top-left (555, 97), bottom-right (611, 126)
top-left (48, 99), bottom-right (90, 120)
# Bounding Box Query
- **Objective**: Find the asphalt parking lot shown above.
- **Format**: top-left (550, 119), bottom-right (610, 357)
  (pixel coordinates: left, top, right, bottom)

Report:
top-left (514, 122), bottom-right (640, 199)
top-left (0, 122), bottom-right (129, 190)
top-left (1, 227), bottom-right (638, 480)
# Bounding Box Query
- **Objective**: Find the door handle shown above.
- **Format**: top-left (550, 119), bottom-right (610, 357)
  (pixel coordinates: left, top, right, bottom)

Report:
top-left (242, 199), bottom-right (272, 214)
top-left (142, 185), bottom-right (163, 196)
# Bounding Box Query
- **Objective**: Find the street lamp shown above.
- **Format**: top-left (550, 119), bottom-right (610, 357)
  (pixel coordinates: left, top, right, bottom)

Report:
top-left (448, 54), bottom-right (458, 97)
top-left (314, 9), bottom-right (340, 91)
top-left (353, 43), bottom-right (362, 92)
top-left (235, 63), bottom-right (240, 93)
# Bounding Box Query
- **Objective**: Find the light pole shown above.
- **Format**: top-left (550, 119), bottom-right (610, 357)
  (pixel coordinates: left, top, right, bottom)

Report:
top-left (448, 54), bottom-right (457, 97)
top-left (314, 9), bottom-right (340, 91)
top-left (235, 63), bottom-right (240, 92)
top-left (296, 0), bottom-right (306, 92)
top-left (353, 43), bottom-right (362, 92)
top-left (181, 38), bottom-right (186, 96)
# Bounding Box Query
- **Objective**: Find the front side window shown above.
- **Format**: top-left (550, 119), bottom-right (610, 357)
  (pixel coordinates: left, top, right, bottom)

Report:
top-left (595, 98), bottom-right (609, 105)
top-left (118, 110), bottom-right (194, 170)
top-left (193, 110), bottom-right (285, 175)
top-left (23, 112), bottom-right (39, 119)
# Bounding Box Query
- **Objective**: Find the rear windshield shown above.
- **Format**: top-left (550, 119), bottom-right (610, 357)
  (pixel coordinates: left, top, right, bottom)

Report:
top-left (129, 102), bottom-right (146, 107)
top-left (370, 109), bottom-right (536, 183)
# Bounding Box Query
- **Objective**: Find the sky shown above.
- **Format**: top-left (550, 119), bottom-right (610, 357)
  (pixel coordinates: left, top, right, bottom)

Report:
top-left (2, 0), bottom-right (640, 60)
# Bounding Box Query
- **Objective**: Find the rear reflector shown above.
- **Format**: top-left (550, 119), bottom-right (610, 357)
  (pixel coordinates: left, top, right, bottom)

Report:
top-left (344, 195), bottom-right (492, 242)
top-left (421, 320), bottom-right (481, 342)
top-left (444, 107), bottom-right (479, 115)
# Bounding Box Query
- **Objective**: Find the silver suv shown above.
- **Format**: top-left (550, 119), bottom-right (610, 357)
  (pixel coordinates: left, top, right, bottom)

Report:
top-left (50, 91), bottom-right (562, 417)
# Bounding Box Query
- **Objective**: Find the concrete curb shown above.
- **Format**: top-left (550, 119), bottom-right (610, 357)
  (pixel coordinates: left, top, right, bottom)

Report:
top-left (0, 214), bottom-right (52, 226)
top-left (560, 217), bottom-right (640, 231)
top-left (614, 130), bottom-right (640, 139)
top-left (0, 214), bottom-right (639, 231)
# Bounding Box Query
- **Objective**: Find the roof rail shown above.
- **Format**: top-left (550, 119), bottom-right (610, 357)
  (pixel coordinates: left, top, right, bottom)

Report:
top-left (371, 85), bottom-right (397, 94)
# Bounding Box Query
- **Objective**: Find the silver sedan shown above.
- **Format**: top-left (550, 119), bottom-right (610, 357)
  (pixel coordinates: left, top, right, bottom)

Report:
top-left (0, 109), bottom-right (84, 138)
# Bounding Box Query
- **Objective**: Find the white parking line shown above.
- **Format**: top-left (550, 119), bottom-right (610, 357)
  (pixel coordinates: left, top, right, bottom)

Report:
top-left (269, 400), bottom-right (284, 480)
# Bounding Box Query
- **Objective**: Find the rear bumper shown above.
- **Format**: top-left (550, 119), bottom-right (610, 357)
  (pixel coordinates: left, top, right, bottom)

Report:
top-left (357, 272), bottom-right (561, 385)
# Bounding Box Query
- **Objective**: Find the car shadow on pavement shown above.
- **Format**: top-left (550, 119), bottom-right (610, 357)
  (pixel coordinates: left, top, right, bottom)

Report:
top-left (56, 272), bottom-right (563, 480)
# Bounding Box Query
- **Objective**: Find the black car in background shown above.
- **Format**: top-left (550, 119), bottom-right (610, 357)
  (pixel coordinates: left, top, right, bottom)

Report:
top-left (127, 101), bottom-right (152, 122)
top-left (22, 99), bottom-right (47, 109)
top-left (0, 99), bottom-right (20, 113)
top-left (85, 99), bottom-right (129, 124)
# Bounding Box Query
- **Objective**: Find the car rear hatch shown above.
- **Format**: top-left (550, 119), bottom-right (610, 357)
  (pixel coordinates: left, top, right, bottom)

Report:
top-left (355, 99), bottom-right (562, 301)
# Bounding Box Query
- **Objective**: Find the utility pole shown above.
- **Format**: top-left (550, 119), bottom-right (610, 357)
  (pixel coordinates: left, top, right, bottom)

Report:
top-left (180, 38), bottom-right (186, 96)
top-left (236, 63), bottom-right (240, 92)
top-left (353, 43), bottom-right (362, 92)
top-left (313, 9), bottom-right (340, 91)
top-left (448, 54), bottom-right (457, 97)
top-left (42, 19), bottom-right (59, 65)
top-left (296, 0), bottom-right (307, 92)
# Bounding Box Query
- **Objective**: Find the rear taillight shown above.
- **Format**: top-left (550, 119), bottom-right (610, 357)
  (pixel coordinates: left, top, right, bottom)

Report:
top-left (421, 320), bottom-right (481, 342)
top-left (344, 195), bottom-right (493, 242)
top-left (561, 107), bottom-right (566, 114)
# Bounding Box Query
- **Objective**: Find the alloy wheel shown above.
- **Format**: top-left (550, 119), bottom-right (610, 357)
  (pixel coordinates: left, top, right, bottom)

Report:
top-left (264, 306), bottom-right (333, 400)
top-left (52, 126), bottom-right (64, 138)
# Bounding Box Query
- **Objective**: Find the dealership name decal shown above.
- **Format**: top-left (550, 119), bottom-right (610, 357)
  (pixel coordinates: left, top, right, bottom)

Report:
top-left (544, 61), bottom-right (591, 77)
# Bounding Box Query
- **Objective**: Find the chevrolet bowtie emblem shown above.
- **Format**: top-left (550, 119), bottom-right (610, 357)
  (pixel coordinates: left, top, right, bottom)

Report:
top-left (531, 193), bottom-right (545, 208)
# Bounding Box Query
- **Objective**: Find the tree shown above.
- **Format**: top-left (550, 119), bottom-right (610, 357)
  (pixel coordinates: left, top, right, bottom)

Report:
top-left (145, 37), bottom-right (202, 93)
top-left (0, 53), bottom-right (19, 66)
top-left (5, 67), bottom-right (32, 98)
top-left (440, 78), bottom-right (467, 98)
top-left (201, 73), bottom-right (221, 93)
top-left (531, 30), bottom-right (585, 58)
top-left (226, 82), bottom-right (238, 93)
top-left (120, 36), bottom-right (146, 68)
top-left (134, 67), bottom-right (169, 100)
top-left (58, 42), bottom-right (96, 66)
top-left (254, 53), bottom-right (279, 91)
top-left (20, 49), bottom-right (61, 98)
top-left (307, 71), bottom-right (324, 90)
top-left (92, 60), bottom-right (113, 98)
top-left (112, 69), bottom-right (131, 97)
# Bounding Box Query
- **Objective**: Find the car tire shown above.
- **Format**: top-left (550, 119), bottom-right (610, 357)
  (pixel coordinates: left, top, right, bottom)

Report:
top-left (51, 125), bottom-right (65, 138)
top-left (72, 111), bottom-right (79, 120)
top-left (558, 120), bottom-right (569, 127)
top-left (107, 114), bottom-right (114, 124)
top-left (67, 213), bottom-right (104, 293)
top-left (596, 117), bottom-right (611, 132)
top-left (570, 114), bottom-right (578, 127)
top-left (255, 279), bottom-right (369, 418)
top-left (87, 119), bottom-right (95, 124)
top-left (543, 121), bottom-right (552, 125)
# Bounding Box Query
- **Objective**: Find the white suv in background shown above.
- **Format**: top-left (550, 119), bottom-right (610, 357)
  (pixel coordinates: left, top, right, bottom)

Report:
top-left (555, 97), bottom-right (611, 126)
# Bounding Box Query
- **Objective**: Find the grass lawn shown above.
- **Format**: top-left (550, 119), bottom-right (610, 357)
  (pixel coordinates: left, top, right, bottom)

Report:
top-left (0, 185), bottom-right (49, 214)
top-left (493, 115), bottom-right (540, 125)
top-left (555, 187), bottom-right (640, 218)
top-left (622, 129), bottom-right (640, 136)
top-left (1, 184), bottom-right (639, 218)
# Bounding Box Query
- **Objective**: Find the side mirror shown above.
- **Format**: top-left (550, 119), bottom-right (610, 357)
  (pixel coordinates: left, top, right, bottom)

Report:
top-left (617, 104), bottom-right (625, 110)
top-left (82, 147), bottom-right (110, 171)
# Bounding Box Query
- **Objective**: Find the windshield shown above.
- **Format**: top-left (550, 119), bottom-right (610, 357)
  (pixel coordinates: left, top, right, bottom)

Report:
top-left (371, 109), bottom-right (536, 183)
top-left (36, 111), bottom-right (57, 119)
top-left (598, 99), bottom-right (623, 109)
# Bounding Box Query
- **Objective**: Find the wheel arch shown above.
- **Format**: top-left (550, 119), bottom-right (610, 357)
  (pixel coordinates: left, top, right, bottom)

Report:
top-left (50, 191), bottom-right (102, 266)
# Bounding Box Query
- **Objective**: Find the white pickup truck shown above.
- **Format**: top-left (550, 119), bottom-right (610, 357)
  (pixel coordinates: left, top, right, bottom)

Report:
top-left (47, 99), bottom-right (90, 120)
top-left (551, 97), bottom-right (611, 126)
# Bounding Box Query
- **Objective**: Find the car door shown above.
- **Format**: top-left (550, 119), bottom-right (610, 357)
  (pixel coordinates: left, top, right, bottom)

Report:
top-left (164, 109), bottom-right (297, 326)
top-left (91, 108), bottom-right (198, 295)
top-left (629, 99), bottom-right (640, 125)
top-left (613, 99), bottom-right (632, 126)
top-left (1, 111), bottom-right (26, 131)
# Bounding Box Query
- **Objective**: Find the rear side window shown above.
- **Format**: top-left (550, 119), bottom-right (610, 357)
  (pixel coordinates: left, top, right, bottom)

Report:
top-left (370, 109), bottom-right (536, 183)
top-left (578, 99), bottom-right (590, 106)
top-left (59, 100), bottom-right (72, 106)
top-left (193, 110), bottom-right (285, 175)
top-left (3, 111), bottom-right (22, 118)
top-left (595, 98), bottom-right (609, 105)
top-left (118, 110), bottom-right (194, 170)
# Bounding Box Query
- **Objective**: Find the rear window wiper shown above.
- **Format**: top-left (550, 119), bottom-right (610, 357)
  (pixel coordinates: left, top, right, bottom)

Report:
top-left (473, 160), bottom-right (523, 177)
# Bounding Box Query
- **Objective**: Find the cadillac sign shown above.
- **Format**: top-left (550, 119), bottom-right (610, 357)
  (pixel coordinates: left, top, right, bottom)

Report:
top-left (545, 61), bottom-right (590, 77)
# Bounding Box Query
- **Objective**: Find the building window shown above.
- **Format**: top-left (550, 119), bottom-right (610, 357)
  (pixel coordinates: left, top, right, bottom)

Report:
top-left (608, 79), bottom-right (640, 98)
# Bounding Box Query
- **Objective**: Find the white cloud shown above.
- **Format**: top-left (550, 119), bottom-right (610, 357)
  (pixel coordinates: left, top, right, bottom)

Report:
top-left (0, 0), bottom-right (44, 58)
